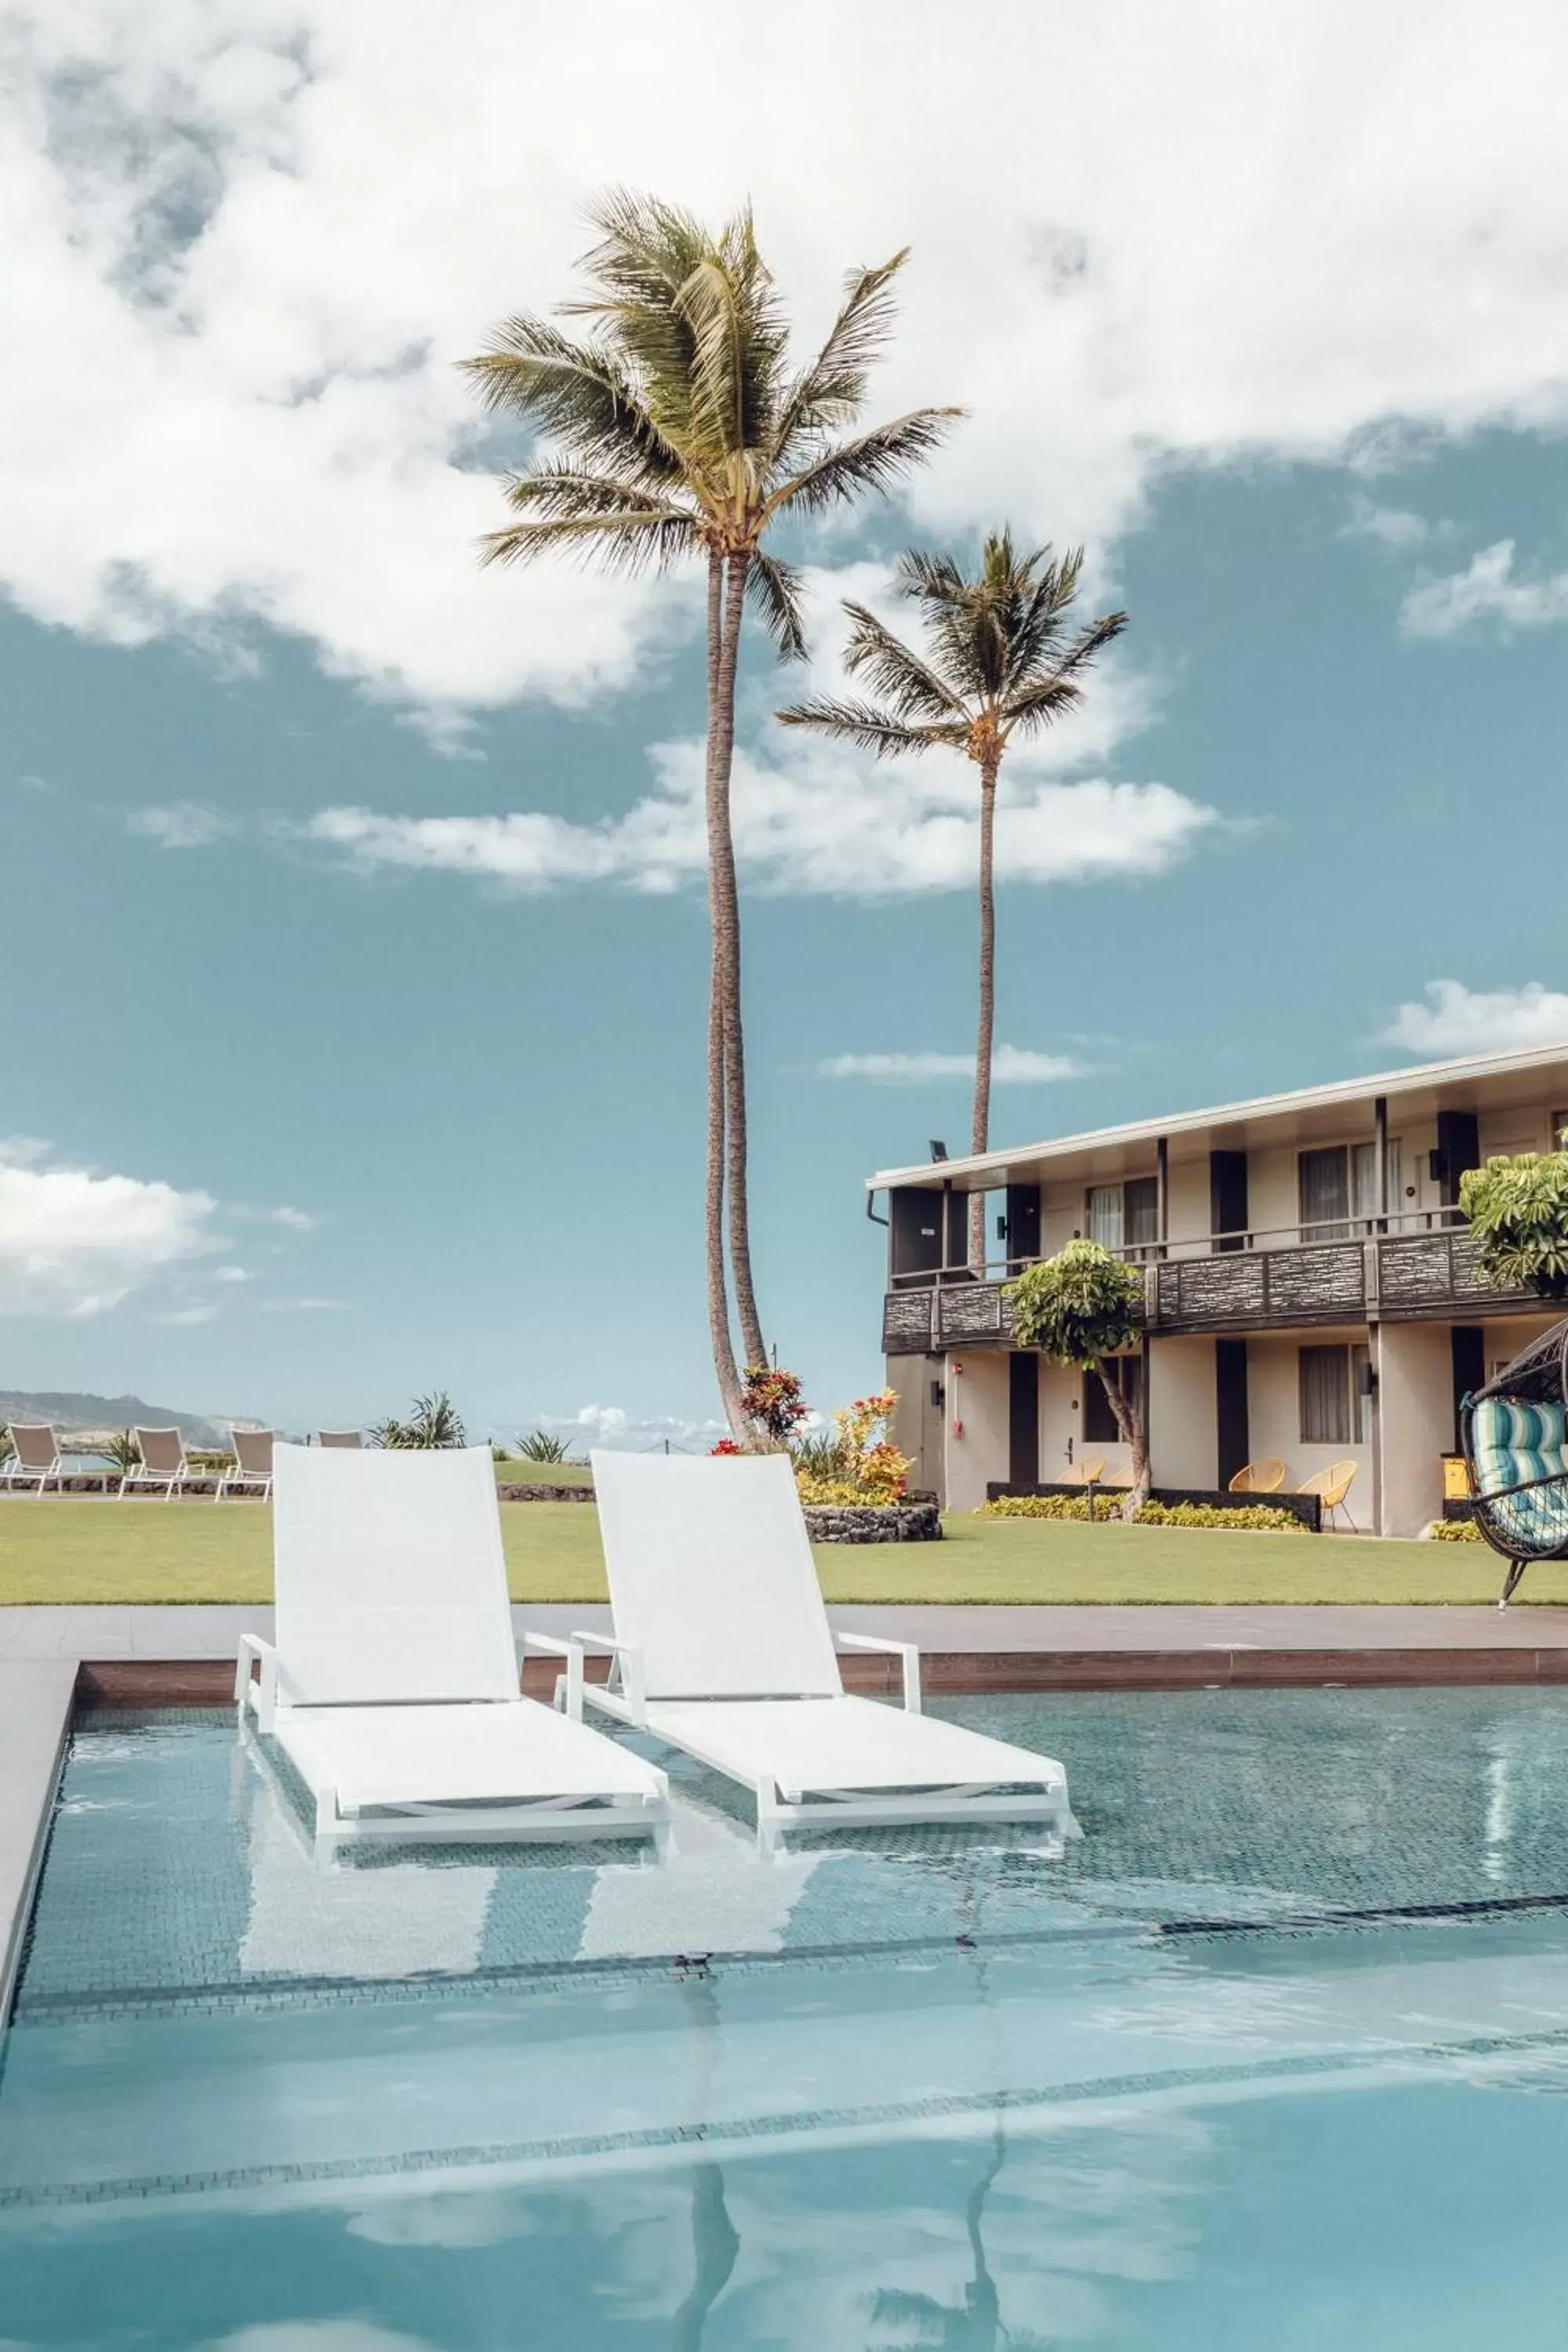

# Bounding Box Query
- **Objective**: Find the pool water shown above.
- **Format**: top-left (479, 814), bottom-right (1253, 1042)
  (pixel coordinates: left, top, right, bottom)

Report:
top-left (6, 1688), bottom-right (1568, 2346)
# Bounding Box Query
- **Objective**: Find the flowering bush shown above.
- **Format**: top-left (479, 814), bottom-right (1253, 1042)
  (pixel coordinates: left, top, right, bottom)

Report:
top-left (740, 1364), bottom-right (809, 1446)
top-left (1428, 1514), bottom-right (1482, 1541)
top-left (710, 1437), bottom-right (744, 1456)
top-left (795, 1389), bottom-right (912, 1505)
top-left (979, 1494), bottom-right (1310, 1534)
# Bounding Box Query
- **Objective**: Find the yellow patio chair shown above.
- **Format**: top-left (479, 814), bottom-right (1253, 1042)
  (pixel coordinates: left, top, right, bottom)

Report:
top-left (1065, 1458), bottom-right (1107, 1486)
top-left (1298, 1459), bottom-right (1359, 1533)
top-left (1228, 1458), bottom-right (1287, 1495)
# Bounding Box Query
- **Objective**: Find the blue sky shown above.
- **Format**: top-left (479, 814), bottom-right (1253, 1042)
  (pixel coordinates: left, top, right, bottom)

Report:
top-left (5, 2), bottom-right (1568, 1442)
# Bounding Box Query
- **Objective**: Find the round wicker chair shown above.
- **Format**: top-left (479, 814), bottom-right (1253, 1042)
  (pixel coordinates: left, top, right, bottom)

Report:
top-left (1460, 1318), bottom-right (1568, 1606)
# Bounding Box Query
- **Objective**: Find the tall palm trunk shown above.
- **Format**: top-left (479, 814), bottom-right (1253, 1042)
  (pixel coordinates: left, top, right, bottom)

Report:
top-left (715, 549), bottom-right (768, 1375)
top-left (969, 751), bottom-right (1000, 1272)
top-left (702, 553), bottom-right (745, 1434)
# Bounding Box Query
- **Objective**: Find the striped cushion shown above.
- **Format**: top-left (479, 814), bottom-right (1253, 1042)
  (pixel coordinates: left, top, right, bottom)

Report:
top-left (1472, 1397), bottom-right (1568, 1548)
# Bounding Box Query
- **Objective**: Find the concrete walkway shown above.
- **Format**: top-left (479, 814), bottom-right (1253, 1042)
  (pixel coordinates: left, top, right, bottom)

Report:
top-left (3, 1599), bottom-right (1568, 1659)
top-left (0, 1661), bottom-right (74, 2022)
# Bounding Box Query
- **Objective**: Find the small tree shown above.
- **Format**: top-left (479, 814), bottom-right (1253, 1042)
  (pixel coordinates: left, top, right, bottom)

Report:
top-left (1461, 1148), bottom-right (1568, 1297)
top-left (1006, 1240), bottom-right (1149, 1517)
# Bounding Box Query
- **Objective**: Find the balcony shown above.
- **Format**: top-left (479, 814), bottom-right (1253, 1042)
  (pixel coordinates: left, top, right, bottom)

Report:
top-left (882, 1218), bottom-right (1545, 1352)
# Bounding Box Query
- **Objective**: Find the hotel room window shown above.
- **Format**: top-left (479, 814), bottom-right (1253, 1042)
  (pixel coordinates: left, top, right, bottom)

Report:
top-left (1085, 1175), bottom-right (1160, 1260)
top-left (1299, 1345), bottom-right (1352, 1446)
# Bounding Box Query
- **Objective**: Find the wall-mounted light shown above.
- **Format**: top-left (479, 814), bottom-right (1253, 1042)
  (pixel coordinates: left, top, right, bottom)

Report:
top-left (930, 1380), bottom-right (946, 1409)
top-left (930, 1139), bottom-right (949, 1162)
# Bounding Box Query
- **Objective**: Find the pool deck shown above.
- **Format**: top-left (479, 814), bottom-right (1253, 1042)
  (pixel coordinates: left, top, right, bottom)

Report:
top-left (5, 1600), bottom-right (1568, 1688)
top-left (0, 1661), bottom-right (74, 2024)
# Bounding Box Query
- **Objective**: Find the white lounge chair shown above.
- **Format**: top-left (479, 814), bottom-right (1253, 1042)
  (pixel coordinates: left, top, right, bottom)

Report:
top-left (571, 1450), bottom-right (1080, 1852)
top-left (120, 1426), bottom-right (194, 1498)
top-left (4, 1425), bottom-right (63, 1495)
top-left (218, 1428), bottom-right (274, 1501)
top-left (318, 1429), bottom-right (363, 1450)
top-left (236, 1443), bottom-right (670, 1859)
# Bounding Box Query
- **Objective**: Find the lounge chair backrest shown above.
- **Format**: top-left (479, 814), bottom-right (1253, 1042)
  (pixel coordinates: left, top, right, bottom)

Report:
top-left (318, 1429), bottom-right (363, 1449)
top-left (591, 1450), bottom-right (842, 1700)
top-left (270, 1443), bottom-right (518, 1705)
top-left (231, 1428), bottom-right (274, 1476)
top-left (136, 1427), bottom-right (186, 1474)
top-left (9, 1425), bottom-right (57, 1472)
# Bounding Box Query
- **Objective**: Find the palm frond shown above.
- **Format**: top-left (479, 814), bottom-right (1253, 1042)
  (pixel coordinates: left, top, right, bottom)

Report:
top-left (766, 406), bottom-right (963, 520)
top-left (773, 250), bottom-right (910, 456)
top-left (774, 694), bottom-right (963, 757)
top-left (839, 602), bottom-right (972, 724)
top-left (895, 545), bottom-right (969, 605)
top-left (458, 318), bottom-right (684, 483)
top-left (496, 462), bottom-right (695, 526)
top-left (479, 510), bottom-right (699, 574)
top-left (746, 550), bottom-right (808, 659)
top-left (1000, 608), bottom-right (1129, 731)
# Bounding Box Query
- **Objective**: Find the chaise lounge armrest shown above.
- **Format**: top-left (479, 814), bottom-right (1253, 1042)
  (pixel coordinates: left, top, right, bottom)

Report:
top-left (833, 1629), bottom-right (923, 1714)
top-left (521, 1628), bottom-right (647, 1724)
top-left (234, 1632), bottom-right (278, 1729)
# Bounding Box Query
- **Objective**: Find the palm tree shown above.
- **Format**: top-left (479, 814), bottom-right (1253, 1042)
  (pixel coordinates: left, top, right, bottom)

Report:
top-left (461, 194), bottom-right (959, 1431)
top-left (778, 534), bottom-right (1127, 1268)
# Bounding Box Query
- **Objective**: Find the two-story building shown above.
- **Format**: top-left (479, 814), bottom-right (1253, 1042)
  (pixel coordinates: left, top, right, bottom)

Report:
top-left (871, 1042), bottom-right (1568, 1535)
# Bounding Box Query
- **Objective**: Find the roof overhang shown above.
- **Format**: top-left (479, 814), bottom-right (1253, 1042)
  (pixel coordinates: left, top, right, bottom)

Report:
top-left (866, 1041), bottom-right (1568, 1195)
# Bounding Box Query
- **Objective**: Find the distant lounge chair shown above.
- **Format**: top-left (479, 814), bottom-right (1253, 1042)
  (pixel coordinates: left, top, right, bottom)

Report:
top-left (4, 1425), bottom-right (63, 1496)
top-left (571, 1450), bottom-right (1080, 1853)
top-left (1229, 1458), bottom-right (1287, 1495)
top-left (1298, 1459), bottom-right (1359, 1533)
top-left (120, 1427), bottom-right (195, 1499)
top-left (1064, 1457), bottom-right (1106, 1486)
top-left (236, 1443), bottom-right (670, 1859)
top-left (219, 1428), bottom-right (274, 1501)
top-left (317, 1429), bottom-right (363, 1450)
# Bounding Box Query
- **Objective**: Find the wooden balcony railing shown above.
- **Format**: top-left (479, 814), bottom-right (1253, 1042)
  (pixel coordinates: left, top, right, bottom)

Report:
top-left (883, 1225), bottom-right (1544, 1352)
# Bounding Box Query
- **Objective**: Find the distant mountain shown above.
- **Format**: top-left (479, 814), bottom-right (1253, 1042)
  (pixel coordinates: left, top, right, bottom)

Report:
top-left (0, 1389), bottom-right (263, 1449)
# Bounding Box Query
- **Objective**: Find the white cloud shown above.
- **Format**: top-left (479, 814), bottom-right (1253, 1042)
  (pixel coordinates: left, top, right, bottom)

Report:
top-left (212, 2328), bottom-right (440, 2352)
top-left (819, 1045), bottom-right (1087, 1084)
top-left (212, 1263), bottom-right (250, 1283)
top-left (256, 1295), bottom-right (348, 1312)
top-left (0, 1145), bottom-right (219, 1317)
top-left (244, 1203), bottom-right (318, 1230)
top-left (1378, 979), bottom-right (1568, 1057)
top-left (302, 749), bottom-right (1217, 901)
top-left (128, 800), bottom-right (239, 848)
top-left (1341, 494), bottom-right (1438, 550)
top-left (149, 1301), bottom-right (220, 1326)
top-left (1400, 539), bottom-right (1568, 638)
top-left (532, 1403), bottom-right (726, 1452)
top-left (6, 3), bottom-right (1568, 728)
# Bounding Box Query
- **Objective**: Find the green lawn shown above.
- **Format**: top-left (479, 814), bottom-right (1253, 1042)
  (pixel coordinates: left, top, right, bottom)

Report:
top-left (0, 1497), bottom-right (1547, 1606)
top-left (492, 1457), bottom-right (593, 1488)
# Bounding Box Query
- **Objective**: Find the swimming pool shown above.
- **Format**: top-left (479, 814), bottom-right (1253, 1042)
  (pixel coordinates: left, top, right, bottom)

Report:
top-left (5, 1687), bottom-right (1568, 2346)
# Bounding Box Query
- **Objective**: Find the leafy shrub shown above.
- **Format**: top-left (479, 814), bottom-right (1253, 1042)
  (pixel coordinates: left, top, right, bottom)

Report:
top-left (517, 1428), bottom-right (570, 1463)
top-left (1428, 1515), bottom-right (1482, 1541)
top-left (980, 1494), bottom-right (1310, 1534)
top-left (100, 1429), bottom-right (141, 1476)
top-left (792, 1430), bottom-right (851, 1481)
top-left (741, 1365), bottom-right (809, 1446)
top-left (371, 1391), bottom-right (466, 1450)
top-left (1461, 1149), bottom-right (1568, 1296)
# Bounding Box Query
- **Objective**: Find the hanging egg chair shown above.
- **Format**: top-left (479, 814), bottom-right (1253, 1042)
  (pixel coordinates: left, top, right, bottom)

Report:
top-left (1461, 1316), bottom-right (1568, 1605)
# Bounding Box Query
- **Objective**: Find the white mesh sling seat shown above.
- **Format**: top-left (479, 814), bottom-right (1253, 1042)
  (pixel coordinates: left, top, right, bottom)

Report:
top-left (235, 1443), bottom-right (670, 1857)
top-left (572, 1451), bottom-right (1080, 1850)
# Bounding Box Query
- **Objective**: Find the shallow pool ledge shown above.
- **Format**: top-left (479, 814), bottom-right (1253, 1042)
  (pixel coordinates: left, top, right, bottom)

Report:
top-left (0, 1661), bottom-right (74, 2025)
